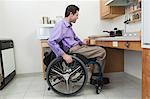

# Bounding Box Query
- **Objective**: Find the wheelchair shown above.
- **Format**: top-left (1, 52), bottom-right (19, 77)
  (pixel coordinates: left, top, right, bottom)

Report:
top-left (44, 51), bottom-right (109, 96)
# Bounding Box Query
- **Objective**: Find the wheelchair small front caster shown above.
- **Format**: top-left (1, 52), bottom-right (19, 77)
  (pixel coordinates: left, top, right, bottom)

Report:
top-left (48, 87), bottom-right (51, 91)
top-left (96, 86), bottom-right (102, 94)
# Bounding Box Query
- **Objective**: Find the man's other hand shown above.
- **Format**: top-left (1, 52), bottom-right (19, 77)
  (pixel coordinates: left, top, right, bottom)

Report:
top-left (62, 53), bottom-right (73, 64)
top-left (83, 39), bottom-right (89, 45)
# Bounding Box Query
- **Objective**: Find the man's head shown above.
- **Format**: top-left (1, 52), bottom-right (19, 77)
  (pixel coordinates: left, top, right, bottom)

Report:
top-left (65, 5), bottom-right (79, 23)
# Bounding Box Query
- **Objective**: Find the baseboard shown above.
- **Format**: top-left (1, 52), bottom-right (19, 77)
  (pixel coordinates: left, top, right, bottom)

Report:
top-left (124, 72), bottom-right (141, 84)
top-left (104, 72), bottom-right (141, 84)
top-left (104, 72), bottom-right (125, 77)
top-left (16, 72), bottom-right (42, 78)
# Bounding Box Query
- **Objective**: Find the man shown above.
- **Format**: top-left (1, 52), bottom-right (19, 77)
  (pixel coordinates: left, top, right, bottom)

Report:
top-left (48, 5), bottom-right (106, 72)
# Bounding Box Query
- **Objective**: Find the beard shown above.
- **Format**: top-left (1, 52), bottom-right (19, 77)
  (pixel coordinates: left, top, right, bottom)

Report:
top-left (72, 20), bottom-right (76, 23)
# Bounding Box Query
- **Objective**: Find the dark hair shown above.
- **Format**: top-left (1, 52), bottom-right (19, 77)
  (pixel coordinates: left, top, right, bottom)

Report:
top-left (65, 5), bottom-right (79, 17)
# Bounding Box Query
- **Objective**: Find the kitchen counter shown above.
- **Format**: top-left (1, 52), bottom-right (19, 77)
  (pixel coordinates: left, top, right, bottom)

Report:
top-left (89, 32), bottom-right (141, 41)
top-left (89, 35), bottom-right (141, 51)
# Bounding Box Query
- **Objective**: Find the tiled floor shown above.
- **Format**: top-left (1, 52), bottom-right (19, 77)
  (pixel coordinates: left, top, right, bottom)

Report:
top-left (0, 73), bottom-right (141, 99)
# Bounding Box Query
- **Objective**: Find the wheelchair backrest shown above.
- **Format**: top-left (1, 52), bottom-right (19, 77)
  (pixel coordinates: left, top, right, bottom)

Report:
top-left (43, 51), bottom-right (56, 67)
top-left (43, 40), bottom-right (64, 67)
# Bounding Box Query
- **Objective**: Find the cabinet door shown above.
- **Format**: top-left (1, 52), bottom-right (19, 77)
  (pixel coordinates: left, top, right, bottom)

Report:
top-left (142, 49), bottom-right (150, 99)
top-left (100, 0), bottom-right (110, 17)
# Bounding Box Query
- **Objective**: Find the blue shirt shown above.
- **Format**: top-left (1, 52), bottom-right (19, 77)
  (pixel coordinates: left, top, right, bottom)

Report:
top-left (48, 19), bottom-right (84, 57)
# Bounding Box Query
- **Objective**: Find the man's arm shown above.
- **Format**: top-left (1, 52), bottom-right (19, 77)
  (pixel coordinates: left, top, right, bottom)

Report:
top-left (48, 23), bottom-right (64, 57)
top-left (74, 35), bottom-right (85, 45)
top-left (48, 23), bottom-right (73, 63)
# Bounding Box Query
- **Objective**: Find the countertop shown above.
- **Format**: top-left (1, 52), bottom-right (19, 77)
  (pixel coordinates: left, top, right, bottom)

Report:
top-left (95, 36), bottom-right (141, 41)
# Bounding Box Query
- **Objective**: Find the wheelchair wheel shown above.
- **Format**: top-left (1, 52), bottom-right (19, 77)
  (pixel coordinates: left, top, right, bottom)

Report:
top-left (46, 55), bottom-right (88, 96)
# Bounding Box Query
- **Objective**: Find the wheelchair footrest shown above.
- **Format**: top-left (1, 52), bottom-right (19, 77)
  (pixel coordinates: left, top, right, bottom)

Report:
top-left (90, 73), bottom-right (110, 85)
top-left (90, 77), bottom-right (103, 86)
top-left (103, 77), bottom-right (110, 84)
top-left (90, 78), bottom-right (103, 86)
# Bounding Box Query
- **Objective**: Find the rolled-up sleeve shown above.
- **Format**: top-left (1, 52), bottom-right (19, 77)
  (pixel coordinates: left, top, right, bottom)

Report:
top-left (74, 35), bottom-right (84, 45)
top-left (48, 23), bottom-right (64, 57)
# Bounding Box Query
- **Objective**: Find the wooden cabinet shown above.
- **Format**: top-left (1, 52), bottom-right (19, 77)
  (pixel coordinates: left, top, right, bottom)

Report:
top-left (104, 48), bottom-right (124, 73)
top-left (100, 0), bottom-right (125, 19)
top-left (142, 49), bottom-right (150, 99)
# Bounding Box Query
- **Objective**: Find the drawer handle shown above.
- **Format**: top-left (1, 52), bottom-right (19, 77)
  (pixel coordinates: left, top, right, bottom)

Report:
top-left (125, 42), bottom-right (130, 48)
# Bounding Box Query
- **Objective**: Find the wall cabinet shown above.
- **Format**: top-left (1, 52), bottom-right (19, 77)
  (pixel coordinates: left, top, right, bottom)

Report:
top-left (100, 0), bottom-right (125, 19)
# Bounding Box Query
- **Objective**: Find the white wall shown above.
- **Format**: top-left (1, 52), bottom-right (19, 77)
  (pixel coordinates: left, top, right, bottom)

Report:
top-left (0, 0), bottom-right (100, 74)
top-left (0, 4), bottom-right (4, 36)
top-left (124, 51), bottom-right (142, 79)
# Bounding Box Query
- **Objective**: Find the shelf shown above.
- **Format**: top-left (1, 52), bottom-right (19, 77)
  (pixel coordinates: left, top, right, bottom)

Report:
top-left (130, 8), bottom-right (141, 13)
top-left (128, 19), bottom-right (141, 23)
top-left (39, 24), bottom-right (55, 28)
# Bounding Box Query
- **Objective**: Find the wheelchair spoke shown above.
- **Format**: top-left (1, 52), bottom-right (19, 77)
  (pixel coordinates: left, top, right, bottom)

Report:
top-left (70, 72), bottom-right (85, 83)
top-left (66, 79), bottom-right (69, 93)
top-left (70, 60), bottom-right (79, 69)
top-left (52, 69), bottom-right (63, 76)
top-left (62, 61), bottom-right (68, 71)
top-left (52, 79), bottom-right (63, 87)
top-left (57, 61), bottom-right (63, 69)
top-left (71, 72), bottom-right (82, 79)
top-left (70, 66), bottom-right (81, 76)
top-left (73, 61), bottom-right (76, 66)
top-left (53, 65), bottom-right (63, 73)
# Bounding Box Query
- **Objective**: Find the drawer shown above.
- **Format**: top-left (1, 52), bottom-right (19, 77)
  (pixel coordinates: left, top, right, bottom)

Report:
top-left (96, 41), bottom-right (112, 47)
top-left (118, 41), bottom-right (141, 51)
top-left (95, 41), bottom-right (141, 51)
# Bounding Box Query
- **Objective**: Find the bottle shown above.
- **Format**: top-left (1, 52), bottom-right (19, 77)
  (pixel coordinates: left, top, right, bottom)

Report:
top-left (137, 1), bottom-right (141, 9)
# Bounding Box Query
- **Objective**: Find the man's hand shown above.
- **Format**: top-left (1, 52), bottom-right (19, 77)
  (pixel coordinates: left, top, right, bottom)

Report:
top-left (83, 39), bottom-right (89, 45)
top-left (62, 53), bottom-right (73, 64)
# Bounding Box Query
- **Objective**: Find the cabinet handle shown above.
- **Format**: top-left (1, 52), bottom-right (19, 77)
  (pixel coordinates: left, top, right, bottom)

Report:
top-left (125, 42), bottom-right (130, 48)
